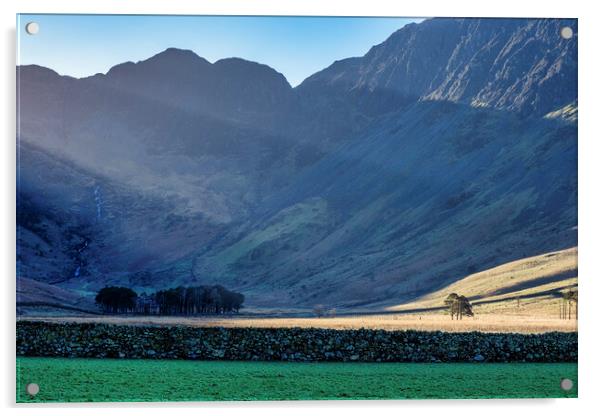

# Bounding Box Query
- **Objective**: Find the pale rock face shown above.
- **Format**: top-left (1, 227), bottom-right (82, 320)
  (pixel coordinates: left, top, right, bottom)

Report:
top-left (299, 18), bottom-right (577, 118)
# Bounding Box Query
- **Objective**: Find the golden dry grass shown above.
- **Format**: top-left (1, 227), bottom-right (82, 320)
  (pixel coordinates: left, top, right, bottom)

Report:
top-left (19, 312), bottom-right (576, 334)
top-left (387, 247), bottom-right (577, 317)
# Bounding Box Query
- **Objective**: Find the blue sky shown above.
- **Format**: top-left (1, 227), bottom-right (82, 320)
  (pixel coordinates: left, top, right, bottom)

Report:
top-left (17, 14), bottom-right (423, 86)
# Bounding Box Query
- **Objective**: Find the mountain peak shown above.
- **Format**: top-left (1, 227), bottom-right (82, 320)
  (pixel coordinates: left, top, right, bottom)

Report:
top-left (148, 47), bottom-right (206, 62)
top-left (104, 49), bottom-right (208, 77)
top-left (17, 65), bottom-right (68, 82)
top-left (214, 57), bottom-right (292, 89)
top-left (138, 47), bottom-right (211, 69)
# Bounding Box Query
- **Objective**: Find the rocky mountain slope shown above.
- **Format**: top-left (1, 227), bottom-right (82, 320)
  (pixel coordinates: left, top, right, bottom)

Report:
top-left (299, 18), bottom-right (577, 120)
top-left (17, 17), bottom-right (577, 309)
top-left (192, 100), bottom-right (576, 307)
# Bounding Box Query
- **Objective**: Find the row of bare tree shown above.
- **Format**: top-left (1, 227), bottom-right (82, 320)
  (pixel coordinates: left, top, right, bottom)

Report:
top-left (559, 289), bottom-right (578, 320)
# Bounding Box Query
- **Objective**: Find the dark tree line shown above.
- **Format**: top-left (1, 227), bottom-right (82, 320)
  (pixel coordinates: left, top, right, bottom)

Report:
top-left (95, 285), bottom-right (244, 315)
top-left (95, 286), bottom-right (138, 314)
top-left (444, 293), bottom-right (474, 320)
top-left (148, 285), bottom-right (244, 315)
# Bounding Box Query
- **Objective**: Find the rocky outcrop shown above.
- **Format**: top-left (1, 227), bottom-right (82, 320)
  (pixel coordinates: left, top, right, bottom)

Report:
top-left (298, 18), bottom-right (577, 119)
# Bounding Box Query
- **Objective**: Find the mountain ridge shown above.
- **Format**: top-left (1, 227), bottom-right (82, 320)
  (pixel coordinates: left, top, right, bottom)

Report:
top-left (298, 18), bottom-right (577, 119)
top-left (17, 17), bottom-right (577, 308)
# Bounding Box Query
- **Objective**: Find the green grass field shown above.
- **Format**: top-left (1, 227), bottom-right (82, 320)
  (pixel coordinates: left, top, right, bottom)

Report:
top-left (16, 357), bottom-right (577, 402)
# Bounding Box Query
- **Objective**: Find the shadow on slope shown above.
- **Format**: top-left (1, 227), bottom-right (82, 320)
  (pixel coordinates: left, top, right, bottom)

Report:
top-left (192, 101), bottom-right (577, 308)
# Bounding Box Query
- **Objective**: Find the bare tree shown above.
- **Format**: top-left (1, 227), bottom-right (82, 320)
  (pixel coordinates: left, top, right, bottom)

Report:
top-left (562, 289), bottom-right (578, 320)
top-left (571, 290), bottom-right (578, 320)
top-left (458, 295), bottom-right (474, 319)
top-left (313, 304), bottom-right (326, 318)
top-left (444, 293), bottom-right (460, 320)
top-left (444, 293), bottom-right (473, 320)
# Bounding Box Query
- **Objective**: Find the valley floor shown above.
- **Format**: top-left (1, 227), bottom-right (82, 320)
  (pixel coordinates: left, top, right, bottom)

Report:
top-left (16, 357), bottom-right (577, 402)
top-left (17, 247), bottom-right (578, 334)
top-left (18, 312), bottom-right (577, 334)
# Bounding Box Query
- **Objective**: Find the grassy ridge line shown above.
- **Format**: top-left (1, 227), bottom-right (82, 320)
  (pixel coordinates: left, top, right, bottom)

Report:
top-left (387, 247), bottom-right (577, 315)
top-left (17, 276), bottom-right (98, 315)
top-left (16, 358), bottom-right (578, 402)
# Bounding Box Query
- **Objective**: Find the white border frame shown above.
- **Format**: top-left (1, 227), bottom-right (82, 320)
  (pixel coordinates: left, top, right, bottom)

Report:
top-left (3, 1), bottom-right (601, 415)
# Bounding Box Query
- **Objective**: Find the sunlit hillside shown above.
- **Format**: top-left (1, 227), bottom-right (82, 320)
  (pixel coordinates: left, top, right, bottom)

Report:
top-left (387, 247), bottom-right (577, 317)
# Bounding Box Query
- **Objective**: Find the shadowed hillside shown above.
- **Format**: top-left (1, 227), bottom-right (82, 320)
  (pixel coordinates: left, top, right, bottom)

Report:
top-left (192, 101), bottom-right (576, 307)
top-left (17, 277), bottom-right (98, 315)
